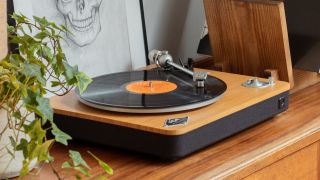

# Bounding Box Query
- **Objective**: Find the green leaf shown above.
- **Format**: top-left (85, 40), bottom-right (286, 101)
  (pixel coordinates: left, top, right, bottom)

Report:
top-left (88, 151), bottom-right (113, 175)
top-left (10, 76), bottom-right (20, 89)
top-left (75, 72), bottom-right (92, 94)
top-left (16, 138), bottom-right (29, 158)
top-left (39, 45), bottom-right (54, 62)
top-left (7, 25), bottom-right (15, 34)
top-left (8, 54), bottom-right (23, 66)
top-left (62, 161), bottom-right (72, 169)
top-left (36, 96), bottom-right (53, 123)
top-left (33, 16), bottom-right (49, 28)
top-left (51, 81), bottom-right (62, 87)
top-left (33, 139), bottom-right (54, 162)
top-left (22, 63), bottom-right (41, 77)
top-left (25, 120), bottom-right (46, 143)
top-left (50, 22), bottom-right (63, 32)
top-left (27, 141), bottom-right (38, 160)
top-left (69, 150), bottom-right (90, 169)
top-left (51, 123), bottom-right (72, 146)
top-left (23, 120), bottom-right (37, 134)
top-left (12, 13), bottom-right (27, 24)
top-left (21, 63), bottom-right (46, 85)
top-left (73, 166), bottom-right (91, 177)
top-left (60, 25), bottom-right (68, 32)
top-left (1, 13), bottom-right (95, 178)
top-left (20, 84), bottom-right (28, 97)
top-left (34, 32), bottom-right (48, 40)
top-left (20, 160), bottom-right (30, 177)
top-left (12, 110), bottom-right (22, 120)
top-left (63, 62), bottom-right (78, 81)
top-left (23, 89), bottom-right (41, 109)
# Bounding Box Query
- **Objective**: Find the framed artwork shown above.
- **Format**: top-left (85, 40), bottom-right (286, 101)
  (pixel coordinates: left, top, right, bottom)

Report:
top-left (11, 0), bottom-right (147, 77)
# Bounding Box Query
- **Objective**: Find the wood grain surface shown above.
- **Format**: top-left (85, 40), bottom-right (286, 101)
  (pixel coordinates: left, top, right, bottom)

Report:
top-left (22, 80), bottom-right (320, 180)
top-left (204, 0), bottom-right (294, 86)
top-left (243, 142), bottom-right (320, 180)
top-left (50, 70), bottom-right (290, 135)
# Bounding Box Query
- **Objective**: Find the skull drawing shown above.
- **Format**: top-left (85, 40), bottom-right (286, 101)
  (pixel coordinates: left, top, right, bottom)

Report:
top-left (57, 0), bottom-right (102, 47)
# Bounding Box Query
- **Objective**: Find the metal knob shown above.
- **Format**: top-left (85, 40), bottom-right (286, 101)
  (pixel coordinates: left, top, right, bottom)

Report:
top-left (242, 77), bottom-right (276, 88)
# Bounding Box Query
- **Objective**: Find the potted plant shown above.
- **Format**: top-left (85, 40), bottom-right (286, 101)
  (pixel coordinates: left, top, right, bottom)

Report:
top-left (0, 13), bottom-right (112, 179)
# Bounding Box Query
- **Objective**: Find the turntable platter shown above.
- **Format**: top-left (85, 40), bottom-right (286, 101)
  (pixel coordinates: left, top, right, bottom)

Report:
top-left (76, 69), bottom-right (227, 113)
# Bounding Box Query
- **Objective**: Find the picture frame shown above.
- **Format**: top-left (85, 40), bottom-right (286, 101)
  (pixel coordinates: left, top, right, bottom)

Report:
top-left (10, 0), bottom-right (148, 77)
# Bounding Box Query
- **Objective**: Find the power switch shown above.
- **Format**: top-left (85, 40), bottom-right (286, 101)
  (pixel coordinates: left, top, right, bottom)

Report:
top-left (278, 97), bottom-right (286, 109)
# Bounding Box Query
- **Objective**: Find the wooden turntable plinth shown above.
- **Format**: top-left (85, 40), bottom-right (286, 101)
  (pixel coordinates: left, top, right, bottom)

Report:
top-left (51, 70), bottom-right (290, 159)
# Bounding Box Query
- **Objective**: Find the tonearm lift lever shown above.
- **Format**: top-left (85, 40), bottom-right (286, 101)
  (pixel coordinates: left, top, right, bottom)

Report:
top-left (148, 50), bottom-right (208, 88)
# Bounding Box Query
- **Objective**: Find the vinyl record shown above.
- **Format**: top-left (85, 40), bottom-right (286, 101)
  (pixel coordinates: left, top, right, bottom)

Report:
top-left (76, 69), bottom-right (227, 113)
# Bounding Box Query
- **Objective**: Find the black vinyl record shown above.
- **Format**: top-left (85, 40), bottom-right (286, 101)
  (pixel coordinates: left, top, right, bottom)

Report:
top-left (76, 69), bottom-right (227, 113)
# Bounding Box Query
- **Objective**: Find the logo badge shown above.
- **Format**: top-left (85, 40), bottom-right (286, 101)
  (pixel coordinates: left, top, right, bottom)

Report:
top-left (164, 117), bottom-right (189, 127)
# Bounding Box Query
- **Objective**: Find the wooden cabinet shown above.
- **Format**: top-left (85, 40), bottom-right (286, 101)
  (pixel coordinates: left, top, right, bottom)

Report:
top-left (244, 142), bottom-right (320, 180)
top-left (22, 83), bottom-right (320, 180)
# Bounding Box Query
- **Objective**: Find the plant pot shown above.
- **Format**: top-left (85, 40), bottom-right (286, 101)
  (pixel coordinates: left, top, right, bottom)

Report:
top-left (0, 109), bottom-right (36, 179)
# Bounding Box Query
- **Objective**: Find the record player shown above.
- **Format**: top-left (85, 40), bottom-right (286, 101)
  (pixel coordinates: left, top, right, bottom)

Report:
top-left (51, 50), bottom-right (290, 160)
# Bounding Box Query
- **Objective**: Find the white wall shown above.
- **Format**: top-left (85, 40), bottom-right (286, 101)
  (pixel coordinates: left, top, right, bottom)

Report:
top-left (177, 0), bottom-right (206, 62)
top-left (143, 0), bottom-right (206, 63)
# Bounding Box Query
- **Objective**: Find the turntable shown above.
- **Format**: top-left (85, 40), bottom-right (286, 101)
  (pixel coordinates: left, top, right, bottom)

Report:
top-left (51, 50), bottom-right (290, 160)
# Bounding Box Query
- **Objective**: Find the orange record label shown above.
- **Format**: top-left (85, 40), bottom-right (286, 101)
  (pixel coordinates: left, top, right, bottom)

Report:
top-left (126, 81), bottom-right (177, 94)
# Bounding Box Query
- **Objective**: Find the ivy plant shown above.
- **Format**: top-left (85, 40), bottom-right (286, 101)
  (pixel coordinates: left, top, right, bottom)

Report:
top-left (0, 13), bottom-right (112, 179)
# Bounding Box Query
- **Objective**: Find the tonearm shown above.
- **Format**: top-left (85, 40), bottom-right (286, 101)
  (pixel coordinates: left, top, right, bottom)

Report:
top-left (148, 50), bottom-right (208, 88)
